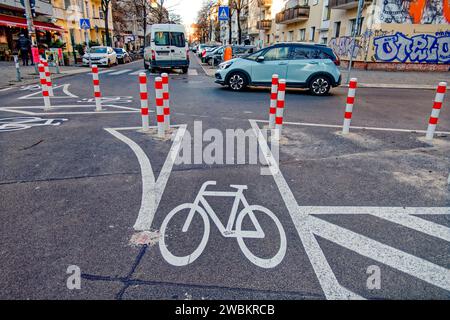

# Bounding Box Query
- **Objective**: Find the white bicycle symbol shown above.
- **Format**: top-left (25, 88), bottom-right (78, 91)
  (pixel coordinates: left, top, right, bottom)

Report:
top-left (159, 181), bottom-right (287, 269)
top-left (0, 117), bottom-right (67, 133)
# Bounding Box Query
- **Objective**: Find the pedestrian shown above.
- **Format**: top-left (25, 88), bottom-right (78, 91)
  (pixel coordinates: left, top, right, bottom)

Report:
top-left (17, 34), bottom-right (31, 66)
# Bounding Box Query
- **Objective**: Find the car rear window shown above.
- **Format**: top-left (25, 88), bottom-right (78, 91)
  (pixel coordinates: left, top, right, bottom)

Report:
top-left (154, 31), bottom-right (185, 47)
top-left (171, 32), bottom-right (186, 48)
top-left (154, 32), bottom-right (170, 46)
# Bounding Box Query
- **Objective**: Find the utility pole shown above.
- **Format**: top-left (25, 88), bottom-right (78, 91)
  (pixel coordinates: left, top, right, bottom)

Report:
top-left (346, 0), bottom-right (364, 84)
top-left (24, 0), bottom-right (37, 73)
top-left (84, 0), bottom-right (92, 67)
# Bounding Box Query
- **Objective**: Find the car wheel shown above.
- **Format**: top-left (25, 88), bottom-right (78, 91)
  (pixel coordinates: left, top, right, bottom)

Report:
top-left (227, 72), bottom-right (248, 92)
top-left (181, 67), bottom-right (188, 74)
top-left (309, 75), bottom-right (331, 96)
top-left (144, 63), bottom-right (149, 70)
top-left (107, 59), bottom-right (111, 67)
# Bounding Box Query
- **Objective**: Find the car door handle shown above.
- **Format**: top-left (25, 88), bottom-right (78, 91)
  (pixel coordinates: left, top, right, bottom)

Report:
top-left (278, 62), bottom-right (288, 65)
top-left (171, 50), bottom-right (175, 52)
top-left (309, 61), bottom-right (318, 65)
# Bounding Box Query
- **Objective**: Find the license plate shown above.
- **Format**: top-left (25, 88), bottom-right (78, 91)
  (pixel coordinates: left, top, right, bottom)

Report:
top-left (157, 51), bottom-right (169, 56)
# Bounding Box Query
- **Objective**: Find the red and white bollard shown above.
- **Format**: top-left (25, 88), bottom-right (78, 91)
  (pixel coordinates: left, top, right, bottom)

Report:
top-left (38, 63), bottom-right (51, 110)
top-left (139, 73), bottom-right (150, 132)
top-left (426, 82), bottom-right (447, 141)
top-left (155, 77), bottom-right (165, 138)
top-left (162, 73), bottom-right (171, 130)
top-left (91, 65), bottom-right (102, 111)
top-left (342, 78), bottom-right (358, 134)
top-left (42, 60), bottom-right (53, 97)
top-left (274, 79), bottom-right (286, 140)
top-left (269, 74), bottom-right (279, 129)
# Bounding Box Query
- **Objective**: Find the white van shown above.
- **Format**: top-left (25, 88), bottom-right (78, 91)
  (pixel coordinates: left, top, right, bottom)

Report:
top-left (144, 24), bottom-right (189, 73)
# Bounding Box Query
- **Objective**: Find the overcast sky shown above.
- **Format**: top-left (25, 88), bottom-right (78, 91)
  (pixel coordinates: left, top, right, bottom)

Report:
top-left (164, 0), bottom-right (204, 26)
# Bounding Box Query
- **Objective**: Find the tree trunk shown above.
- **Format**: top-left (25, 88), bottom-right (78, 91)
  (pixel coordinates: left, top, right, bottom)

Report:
top-left (104, 3), bottom-right (111, 46)
top-left (237, 9), bottom-right (242, 44)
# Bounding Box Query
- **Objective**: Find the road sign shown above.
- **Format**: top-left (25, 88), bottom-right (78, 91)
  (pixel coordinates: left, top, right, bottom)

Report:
top-left (80, 18), bottom-right (91, 30)
top-left (218, 6), bottom-right (229, 21)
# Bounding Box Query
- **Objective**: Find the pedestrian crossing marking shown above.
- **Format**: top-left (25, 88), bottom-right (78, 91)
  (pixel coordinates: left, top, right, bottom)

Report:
top-left (109, 69), bottom-right (132, 75)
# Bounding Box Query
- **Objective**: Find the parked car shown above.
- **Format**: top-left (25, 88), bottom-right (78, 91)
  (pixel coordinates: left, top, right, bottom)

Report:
top-left (214, 43), bottom-right (341, 96)
top-left (114, 48), bottom-right (132, 64)
top-left (198, 44), bottom-right (218, 58)
top-left (205, 45), bottom-right (256, 66)
top-left (82, 46), bottom-right (117, 67)
top-left (144, 23), bottom-right (190, 74)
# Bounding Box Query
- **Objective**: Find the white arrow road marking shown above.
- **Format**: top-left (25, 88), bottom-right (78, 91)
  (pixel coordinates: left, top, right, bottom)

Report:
top-left (250, 119), bottom-right (363, 300)
top-left (307, 216), bottom-right (450, 291)
top-left (105, 125), bottom-right (187, 231)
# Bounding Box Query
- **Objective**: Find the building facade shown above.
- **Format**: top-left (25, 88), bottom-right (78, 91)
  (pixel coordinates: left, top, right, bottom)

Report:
top-left (52, 0), bottom-right (114, 62)
top-left (240, 0), bottom-right (449, 70)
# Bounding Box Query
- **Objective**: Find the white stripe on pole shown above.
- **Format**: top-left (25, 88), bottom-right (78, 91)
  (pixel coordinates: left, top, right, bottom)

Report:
top-left (38, 63), bottom-right (51, 110)
top-left (342, 78), bottom-right (358, 134)
top-left (42, 60), bottom-right (54, 97)
top-left (426, 82), bottom-right (447, 141)
top-left (92, 65), bottom-right (102, 111)
top-left (139, 73), bottom-right (149, 132)
top-left (269, 74), bottom-right (279, 129)
top-left (274, 79), bottom-right (286, 140)
top-left (162, 73), bottom-right (170, 130)
top-left (155, 77), bottom-right (165, 137)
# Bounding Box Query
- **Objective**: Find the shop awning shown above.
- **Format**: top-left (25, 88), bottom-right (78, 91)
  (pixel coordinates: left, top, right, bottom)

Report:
top-left (0, 14), bottom-right (66, 33)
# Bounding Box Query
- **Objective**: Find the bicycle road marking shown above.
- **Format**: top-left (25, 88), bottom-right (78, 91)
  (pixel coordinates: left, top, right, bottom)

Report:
top-left (250, 119), bottom-right (450, 299)
top-left (17, 84), bottom-right (78, 100)
top-left (105, 125), bottom-right (187, 231)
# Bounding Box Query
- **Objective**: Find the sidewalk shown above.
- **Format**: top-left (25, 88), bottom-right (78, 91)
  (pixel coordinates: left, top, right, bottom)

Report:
top-left (0, 61), bottom-right (91, 89)
top-left (198, 57), bottom-right (449, 90)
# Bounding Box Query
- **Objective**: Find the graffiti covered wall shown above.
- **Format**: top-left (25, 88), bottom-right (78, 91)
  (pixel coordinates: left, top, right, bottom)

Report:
top-left (379, 0), bottom-right (450, 24)
top-left (373, 31), bottom-right (450, 63)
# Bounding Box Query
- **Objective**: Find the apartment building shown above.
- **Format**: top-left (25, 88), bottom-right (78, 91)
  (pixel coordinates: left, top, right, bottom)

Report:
top-left (246, 0), bottom-right (449, 70)
top-left (52, 0), bottom-right (114, 61)
top-left (0, 0), bottom-right (65, 60)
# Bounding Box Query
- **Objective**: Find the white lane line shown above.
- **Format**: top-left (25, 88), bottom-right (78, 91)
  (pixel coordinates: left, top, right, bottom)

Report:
top-left (250, 119), bottom-right (363, 300)
top-left (188, 69), bottom-right (198, 76)
top-left (0, 104), bottom-right (140, 115)
top-left (17, 84), bottom-right (65, 100)
top-left (108, 69), bottom-right (132, 75)
top-left (97, 69), bottom-right (116, 74)
top-left (308, 215), bottom-right (450, 291)
top-left (105, 125), bottom-right (187, 231)
top-left (300, 206), bottom-right (450, 215)
top-left (0, 87), bottom-right (12, 92)
top-left (129, 70), bottom-right (146, 75)
top-left (253, 119), bottom-right (450, 135)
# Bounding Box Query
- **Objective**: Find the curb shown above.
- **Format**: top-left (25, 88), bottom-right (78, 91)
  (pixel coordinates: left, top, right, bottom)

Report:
top-left (343, 83), bottom-right (438, 90)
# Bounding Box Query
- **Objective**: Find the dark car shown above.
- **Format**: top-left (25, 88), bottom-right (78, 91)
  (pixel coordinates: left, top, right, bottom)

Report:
top-left (114, 48), bottom-right (132, 64)
top-left (205, 45), bottom-right (256, 66)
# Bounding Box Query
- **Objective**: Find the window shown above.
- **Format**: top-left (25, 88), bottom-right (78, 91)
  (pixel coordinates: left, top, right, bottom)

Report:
top-left (290, 46), bottom-right (329, 60)
top-left (334, 21), bottom-right (341, 38)
top-left (323, 5), bottom-right (331, 21)
top-left (320, 37), bottom-right (328, 45)
top-left (99, 8), bottom-right (104, 19)
top-left (154, 32), bottom-right (170, 46)
top-left (299, 29), bottom-right (306, 41)
top-left (288, 31), bottom-right (294, 42)
top-left (310, 27), bottom-right (315, 41)
top-left (263, 46), bottom-right (290, 61)
top-left (170, 32), bottom-right (185, 47)
top-left (349, 18), bottom-right (364, 36)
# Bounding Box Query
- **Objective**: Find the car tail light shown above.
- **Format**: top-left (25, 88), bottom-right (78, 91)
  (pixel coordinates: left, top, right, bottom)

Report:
top-left (187, 49), bottom-right (190, 60)
top-left (151, 50), bottom-right (156, 60)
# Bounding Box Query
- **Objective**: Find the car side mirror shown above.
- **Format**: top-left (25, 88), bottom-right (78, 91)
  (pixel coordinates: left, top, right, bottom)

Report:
top-left (256, 56), bottom-right (264, 63)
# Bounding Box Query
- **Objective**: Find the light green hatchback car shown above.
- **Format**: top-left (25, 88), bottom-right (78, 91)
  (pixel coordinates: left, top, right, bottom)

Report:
top-left (215, 42), bottom-right (342, 96)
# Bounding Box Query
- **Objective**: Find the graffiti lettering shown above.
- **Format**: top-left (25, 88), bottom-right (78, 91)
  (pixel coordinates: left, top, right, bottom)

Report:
top-left (380, 0), bottom-right (450, 24)
top-left (374, 32), bottom-right (450, 63)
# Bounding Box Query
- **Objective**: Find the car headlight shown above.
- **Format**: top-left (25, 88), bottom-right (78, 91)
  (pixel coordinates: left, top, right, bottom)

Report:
top-left (219, 61), bottom-right (233, 70)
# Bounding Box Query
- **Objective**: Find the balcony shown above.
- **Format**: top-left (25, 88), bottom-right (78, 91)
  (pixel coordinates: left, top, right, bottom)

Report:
top-left (275, 6), bottom-right (310, 24)
top-left (257, 19), bottom-right (272, 30)
top-left (257, 0), bottom-right (273, 8)
top-left (329, 0), bottom-right (366, 10)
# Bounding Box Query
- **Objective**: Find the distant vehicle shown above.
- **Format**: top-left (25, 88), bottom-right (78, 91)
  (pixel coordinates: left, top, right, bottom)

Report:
top-left (113, 48), bottom-right (132, 64)
top-left (215, 43), bottom-right (341, 96)
top-left (205, 45), bottom-right (256, 66)
top-left (144, 24), bottom-right (190, 74)
top-left (198, 44), bottom-right (218, 59)
top-left (82, 46), bottom-right (117, 67)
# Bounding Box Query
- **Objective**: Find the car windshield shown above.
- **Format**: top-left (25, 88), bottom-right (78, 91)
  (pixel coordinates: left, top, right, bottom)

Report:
top-left (90, 47), bottom-right (107, 54)
top-left (244, 48), bottom-right (265, 61)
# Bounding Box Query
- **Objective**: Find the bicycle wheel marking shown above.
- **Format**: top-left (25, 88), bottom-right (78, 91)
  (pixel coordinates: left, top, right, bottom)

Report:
top-left (159, 181), bottom-right (287, 269)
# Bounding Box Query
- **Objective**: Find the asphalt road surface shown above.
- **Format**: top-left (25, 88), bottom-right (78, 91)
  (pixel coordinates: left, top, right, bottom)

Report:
top-left (0, 54), bottom-right (449, 300)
